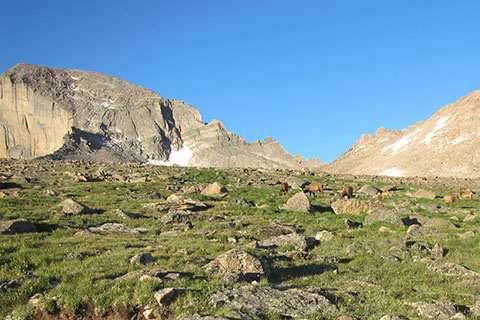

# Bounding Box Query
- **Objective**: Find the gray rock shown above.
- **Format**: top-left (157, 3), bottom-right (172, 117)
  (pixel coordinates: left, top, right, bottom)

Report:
top-left (254, 233), bottom-right (316, 251)
top-left (412, 190), bottom-right (437, 200)
top-left (115, 209), bottom-right (137, 219)
top-left (281, 192), bottom-right (312, 213)
top-left (406, 300), bottom-right (456, 319)
top-left (427, 261), bottom-right (480, 277)
top-left (410, 215), bottom-right (456, 229)
top-left (364, 208), bottom-right (404, 226)
top-left (59, 199), bottom-right (91, 215)
top-left (331, 199), bottom-right (384, 215)
top-left (89, 223), bottom-right (147, 234)
top-left (315, 230), bottom-right (337, 243)
top-left (203, 248), bottom-right (269, 284)
top-left (357, 185), bottom-right (381, 196)
top-left (285, 177), bottom-right (308, 190)
top-left (179, 315), bottom-right (235, 320)
top-left (130, 253), bottom-right (156, 265)
top-left (154, 288), bottom-right (185, 306)
top-left (201, 182), bottom-right (228, 195)
top-left (0, 219), bottom-right (37, 234)
top-left (431, 243), bottom-right (444, 258)
top-left (210, 285), bottom-right (336, 317)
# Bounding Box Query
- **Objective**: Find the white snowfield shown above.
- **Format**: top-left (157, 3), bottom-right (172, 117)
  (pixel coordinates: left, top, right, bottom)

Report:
top-left (379, 168), bottom-right (405, 177)
top-left (449, 137), bottom-right (468, 146)
top-left (381, 129), bottom-right (421, 155)
top-left (424, 116), bottom-right (449, 145)
top-left (148, 145), bottom-right (193, 167)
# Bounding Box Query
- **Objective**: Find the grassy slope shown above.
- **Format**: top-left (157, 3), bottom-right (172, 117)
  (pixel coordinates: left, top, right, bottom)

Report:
top-left (0, 161), bottom-right (479, 319)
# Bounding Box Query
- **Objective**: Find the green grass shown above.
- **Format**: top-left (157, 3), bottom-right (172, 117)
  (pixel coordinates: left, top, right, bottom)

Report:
top-left (1, 162), bottom-right (480, 319)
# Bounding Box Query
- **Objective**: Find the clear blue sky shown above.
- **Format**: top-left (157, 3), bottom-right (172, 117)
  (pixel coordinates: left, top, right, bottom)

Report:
top-left (1, 1), bottom-right (480, 163)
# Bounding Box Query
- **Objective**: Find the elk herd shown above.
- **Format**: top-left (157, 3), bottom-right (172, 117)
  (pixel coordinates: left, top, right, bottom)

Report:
top-left (278, 180), bottom-right (476, 205)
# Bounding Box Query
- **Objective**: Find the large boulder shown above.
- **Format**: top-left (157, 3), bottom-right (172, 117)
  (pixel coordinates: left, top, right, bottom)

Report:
top-left (0, 219), bottom-right (37, 234)
top-left (412, 189), bottom-right (437, 200)
top-left (201, 182), bottom-right (228, 195)
top-left (58, 199), bottom-right (92, 215)
top-left (331, 199), bottom-right (384, 215)
top-left (364, 208), bottom-right (404, 226)
top-left (210, 285), bottom-right (336, 317)
top-left (357, 185), bottom-right (381, 196)
top-left (281, 192), bottom-right (312, 213)
top-left (203, 248), bottom-right (269, 284)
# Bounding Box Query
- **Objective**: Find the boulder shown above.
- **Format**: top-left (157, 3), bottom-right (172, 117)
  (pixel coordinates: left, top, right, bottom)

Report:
top-left (154, 288), bottom-right (185, 306)
top-left (89, 223), bottom-right (147, 234)
top-left (210, 285), bottom-right (336, 317)
top-left (203, 248), bottom-right (269, 284)
top-left (201, 182), bottom-right (228, 195)
top-left (357, 185), bottom-right (381, 196)
top-left (406, 300), bottom-right (456, 319)
top-left (285, 177), bottom-right (308, 190)
top-left (409, 215), bottom-right (456, 229)
top-left (115, 209), bottom-right (137, 219)
top-left (59, 199), bottom-right (92, 215)
top-left (364, 208), bottom-right (404, 226)
top-left (130, 253), bottom-right (156, 265)
top-left (254, 233), bottom-right (316, 251)
top-left (412, 190), bottom-right (436, 200)
top-left (331, 199), bottom-right (384, 215)
top-left (281, 192), bottom-right (312, 213)
top-left (427, 261), bottom-right (479, 277)
top-left (0, 219), bottom-right (37, 234)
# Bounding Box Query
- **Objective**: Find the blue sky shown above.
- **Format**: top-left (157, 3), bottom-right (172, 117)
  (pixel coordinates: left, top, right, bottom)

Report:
top-left (1, 1), bottom-right (480, 163)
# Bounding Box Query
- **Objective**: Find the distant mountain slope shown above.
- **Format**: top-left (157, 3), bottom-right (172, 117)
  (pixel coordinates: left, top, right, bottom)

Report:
top-left (326, 89), bottom-right (480, 178)
top-left (0, 64), bottom-right (324, 169)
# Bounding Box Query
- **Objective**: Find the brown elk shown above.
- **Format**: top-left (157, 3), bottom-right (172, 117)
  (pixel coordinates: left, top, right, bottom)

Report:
top-left (340, 185), bottom-right (353, 199)
top-left (279, 182), bottom-right (289, 196)
top-left (377, 190), bottom-right (390, 199)
top-left (461, 191), bottom-right (474, 200)
top-left (303, 182), bottom-right (324, 196)
top-left (444, 193), bottom-right (458, 206)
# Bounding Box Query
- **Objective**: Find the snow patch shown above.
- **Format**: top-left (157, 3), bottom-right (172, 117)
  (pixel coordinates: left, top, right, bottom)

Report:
top-left (136, 137), bottom-right (142, 142)
top-left (449, 137), bottom-right (468, 146)
top-left (72, 87), bottom-right (79, 92)
top-left (424, 116), bottom-right (449, 145)
top-left (167, 120), bottom-right (174, 125)
top-left (379, 168), bottom-right (405, 177)
top-left (149, 145), bottom-right (193, 167)
top-left (381, 129), bottom-right (421, 155)
top-left (71, 76), bottom-right (79, 80)
top-left (101, 102), bottom-right (116, 110)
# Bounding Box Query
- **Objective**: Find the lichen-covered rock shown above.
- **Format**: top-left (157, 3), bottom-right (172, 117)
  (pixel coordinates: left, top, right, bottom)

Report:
top-left (0, 219), bottom-right (37, 234)
top-left (210, 285), bottom-right (336, 317)
top-left (406, 300), bottom-right (456, 319)
top-left (253, 233), bottom-right (316, 251)
top-left (427, 261), bottom-right (479, 277)
top-left (201, 182), bottom-right (228, 195)
top-left (357, 185), bottom-right (381, 196)
top-left (59, 199), bottom-right (92, 215)
top-left (331, 199), bottom-right (384, 215)
top-left (130, 253), bottom-right (156, 265)
top-left (203, 248), bottom-right (269, 284)
top-left (89, 223), bottom-right (147, 234)
top-left (281, 192), bottom-right (312, 213)
top-left (364, 208), bottom-right (404, 226)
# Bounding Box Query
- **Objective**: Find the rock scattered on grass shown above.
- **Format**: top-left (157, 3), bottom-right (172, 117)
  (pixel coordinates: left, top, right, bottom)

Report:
top-left (281, 192), bottom-right (312, 213)
top-left (130, 253), bottom-right (156, 265)
top-left (0, 219), bottom-right (37, 234)
top-left (331, 199), bottom-right (384, 215)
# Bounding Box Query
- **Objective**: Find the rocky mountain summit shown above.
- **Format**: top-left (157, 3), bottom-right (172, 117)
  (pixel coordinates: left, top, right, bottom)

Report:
top-left (0, 64), bottom-right (323, 169)
top-left (327, 89), bottom-right (480, 178)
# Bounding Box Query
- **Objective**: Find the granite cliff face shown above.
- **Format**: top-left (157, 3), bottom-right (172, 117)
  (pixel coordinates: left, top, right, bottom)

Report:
top-left (326, 89), bottom-right (480, 178)
top-left (0, 64), bottom-right (321, 169)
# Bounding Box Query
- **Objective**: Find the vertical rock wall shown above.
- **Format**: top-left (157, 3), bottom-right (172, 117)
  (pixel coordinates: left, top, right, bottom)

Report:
top-left (0, 76), bottom-right (72, 159)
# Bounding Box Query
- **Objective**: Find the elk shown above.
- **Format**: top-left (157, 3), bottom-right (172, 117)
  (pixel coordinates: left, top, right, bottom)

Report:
top-left (279, 182), bottom-right (289, 196)
top-left (443, 193), bottom-right (458, 206)
top-left (461, 191), bottom-right (474, 200)
top-left (377, 190), bottom-right (390, 199)
top-left (303, 182), bottom-right (324, 196)
top-left (340, 185), bottom-right (353, 199)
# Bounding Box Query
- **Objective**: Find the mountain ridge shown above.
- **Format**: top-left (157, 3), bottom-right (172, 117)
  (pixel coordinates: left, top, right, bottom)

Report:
top-left (0, 63), bottom-right (324, 170)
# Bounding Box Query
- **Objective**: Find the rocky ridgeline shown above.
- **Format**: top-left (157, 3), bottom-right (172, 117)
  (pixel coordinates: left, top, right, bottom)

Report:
top-left (1, 159), bottom-right (480, 319)
top-left (0, 63), bottom-right (324, 170)
top-left (327, 89), bottom-right (480, 178)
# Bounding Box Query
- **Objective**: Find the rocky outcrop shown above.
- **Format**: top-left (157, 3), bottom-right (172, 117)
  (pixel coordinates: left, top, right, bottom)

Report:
top-left (326, 89), bottom-right (480, 178)
top-left (0, 64), bottom-right (322, 169)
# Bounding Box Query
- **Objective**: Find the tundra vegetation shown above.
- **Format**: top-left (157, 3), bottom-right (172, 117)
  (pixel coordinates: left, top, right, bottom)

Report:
top-left (0, 159), bottom-right (480, 320)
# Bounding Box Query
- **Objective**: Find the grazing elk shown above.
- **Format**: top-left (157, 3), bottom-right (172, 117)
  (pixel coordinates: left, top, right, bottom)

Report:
top-left (303, 182), bottom-right (324, 197)
top-left (340, 185), bottom-right (353, 199)
top-left (444, 193), bottom-right (458, 206)
top-left (377, 190), bottom-right (390, 199)
top-left (279, 182), bottom-right (289, 196)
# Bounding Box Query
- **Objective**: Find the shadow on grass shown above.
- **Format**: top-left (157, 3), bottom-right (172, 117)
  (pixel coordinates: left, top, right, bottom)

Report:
top-left (0, 182), bottom-right (22, 189)
top-left (269, 263), bottom-right (337, 282)
top-left (312, 205), bottom-right (334, 213)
